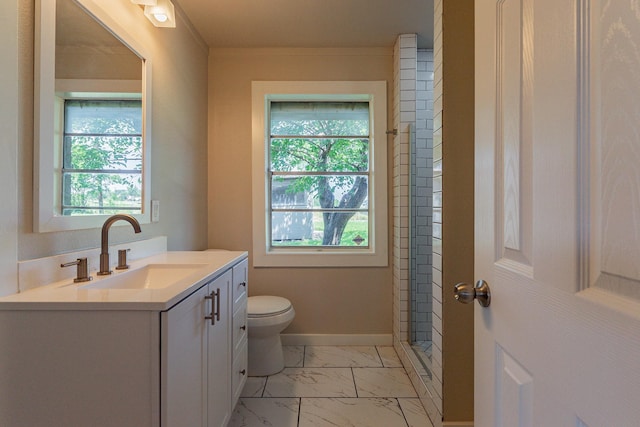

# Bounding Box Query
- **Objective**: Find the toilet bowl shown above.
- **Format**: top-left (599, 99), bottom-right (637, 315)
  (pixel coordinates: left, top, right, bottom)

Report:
top-left (247, 295), bottom-right (295, 376)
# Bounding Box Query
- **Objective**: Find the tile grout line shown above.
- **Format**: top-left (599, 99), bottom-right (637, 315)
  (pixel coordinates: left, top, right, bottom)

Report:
top-left (261, 374), bottom-right (268, 397)
top-left (396, 398), bottom-right (411, 427)
top-left (351, 367), bottom-right (359, 398)
top-left (302, 345), bottom-right (306, 367)
top-left (374, 345), bottom-right (384, 367)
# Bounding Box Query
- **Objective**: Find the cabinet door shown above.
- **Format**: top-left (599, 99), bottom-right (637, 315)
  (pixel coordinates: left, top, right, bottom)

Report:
top-left (207, 270), bottom-right (232, 427)
top-left (161, 285), bottom-right (208, 427)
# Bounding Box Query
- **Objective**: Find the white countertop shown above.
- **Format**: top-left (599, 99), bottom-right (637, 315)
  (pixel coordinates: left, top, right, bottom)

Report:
top-left (0, 251), bottom-right (248, 311)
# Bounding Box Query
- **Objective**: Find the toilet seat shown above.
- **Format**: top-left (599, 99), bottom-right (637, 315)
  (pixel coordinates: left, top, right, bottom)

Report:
top-left (248, 296), bottom-right (292, 318)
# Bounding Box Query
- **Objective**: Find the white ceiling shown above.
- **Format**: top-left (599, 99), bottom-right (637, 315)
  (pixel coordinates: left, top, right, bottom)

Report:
top-left (173, 0), bottom-right (434, 49)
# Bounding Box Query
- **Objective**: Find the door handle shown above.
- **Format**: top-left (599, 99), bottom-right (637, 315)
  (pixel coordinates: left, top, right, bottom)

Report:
top-left (454, 280), bottom-right (491, 307)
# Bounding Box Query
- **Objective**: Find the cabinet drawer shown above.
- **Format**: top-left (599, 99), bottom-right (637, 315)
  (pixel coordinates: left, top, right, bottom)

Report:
top-left (232, 258), bottom-right (248, 313)
top-left (231, 340), bottom-right (248, 408)
top-left (232, 302), bottom-right (247, 352)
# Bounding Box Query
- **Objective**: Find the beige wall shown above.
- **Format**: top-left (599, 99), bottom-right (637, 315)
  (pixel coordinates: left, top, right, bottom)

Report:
top-left (207, 48), bottom-right (394, 335)
top-left (17, 1), bottom-right (209, 264)
top-left (0, 0), bottom-right (20, 296)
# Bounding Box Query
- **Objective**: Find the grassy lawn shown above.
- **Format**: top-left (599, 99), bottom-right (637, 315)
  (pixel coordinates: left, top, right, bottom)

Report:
top-left (273, 214), bottom-right (369, 247)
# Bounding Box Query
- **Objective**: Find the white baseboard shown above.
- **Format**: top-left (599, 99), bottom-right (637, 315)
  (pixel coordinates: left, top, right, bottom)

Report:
top-left (280, 334), bottom-right (393, 346)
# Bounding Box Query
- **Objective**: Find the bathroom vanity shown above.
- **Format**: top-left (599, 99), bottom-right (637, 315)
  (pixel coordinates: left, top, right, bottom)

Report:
top-left (0, 250), bottom-right (248, 427)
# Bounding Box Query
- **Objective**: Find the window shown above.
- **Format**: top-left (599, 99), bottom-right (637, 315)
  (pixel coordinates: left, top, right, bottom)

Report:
top-left (62, 99), bottom-right (143, 216)
top-left (270, 101), bottom-right (370, 247)
top-left (252, 81), bottom-right (388, 267)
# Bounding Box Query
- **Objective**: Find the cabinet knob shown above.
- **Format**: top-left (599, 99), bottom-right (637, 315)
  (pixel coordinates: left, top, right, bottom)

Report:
top-left (240, 281), bottom-right (246, 287)
top-left (240, 325), bottom-right (246, 331)
top-left (240, 369), bottom-right (246, 376)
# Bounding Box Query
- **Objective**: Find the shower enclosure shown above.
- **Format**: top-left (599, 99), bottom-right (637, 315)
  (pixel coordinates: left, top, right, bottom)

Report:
top-left (409, 49), bottom-right (434, 377)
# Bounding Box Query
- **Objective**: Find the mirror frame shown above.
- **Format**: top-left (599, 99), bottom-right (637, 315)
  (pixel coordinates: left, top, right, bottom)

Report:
top-left (34, 0), bottom-right (152, 232)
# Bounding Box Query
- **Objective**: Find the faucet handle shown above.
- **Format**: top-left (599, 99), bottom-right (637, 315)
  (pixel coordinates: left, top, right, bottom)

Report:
top-left (115, 249), bottom-right (131, 270)
top-left (60, 257), bottom-right (92, 283)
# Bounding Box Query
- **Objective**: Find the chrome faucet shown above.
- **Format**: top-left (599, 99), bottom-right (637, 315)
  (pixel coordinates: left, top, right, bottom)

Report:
top-left (98, 214), bottom-right (142, 276)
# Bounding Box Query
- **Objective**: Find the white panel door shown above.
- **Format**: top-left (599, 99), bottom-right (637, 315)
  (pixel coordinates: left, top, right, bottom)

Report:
top-left (474, 0), bottom-right (640, 425)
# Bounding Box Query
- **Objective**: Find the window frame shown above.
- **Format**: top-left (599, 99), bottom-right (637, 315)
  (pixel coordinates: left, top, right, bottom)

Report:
top-left (251, 81), bottom-right (388, 267)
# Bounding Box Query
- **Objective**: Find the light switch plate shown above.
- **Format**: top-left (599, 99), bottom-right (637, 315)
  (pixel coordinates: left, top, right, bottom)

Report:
top-left (151, 200), bottom-right (160, 222)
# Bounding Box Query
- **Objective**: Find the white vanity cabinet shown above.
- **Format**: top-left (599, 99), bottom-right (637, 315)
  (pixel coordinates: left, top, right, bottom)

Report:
top-left (162, 259), bottom-right (248, 427)
top-left (0, 251), bottom-right (248, 427)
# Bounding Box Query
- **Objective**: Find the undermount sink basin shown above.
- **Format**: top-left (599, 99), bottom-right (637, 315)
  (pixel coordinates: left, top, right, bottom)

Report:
top-left (79, 264), bottom-right (206, 290)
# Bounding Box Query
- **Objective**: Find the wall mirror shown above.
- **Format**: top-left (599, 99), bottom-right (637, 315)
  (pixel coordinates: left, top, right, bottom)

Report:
top-left (34, 0), bottom-right (152, 232)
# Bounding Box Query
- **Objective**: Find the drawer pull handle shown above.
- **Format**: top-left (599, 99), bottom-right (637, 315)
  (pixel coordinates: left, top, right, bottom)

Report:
top-left (204, 289), bottom-right (220, 325)
top-left (215, 288), bottom-right (221, 322)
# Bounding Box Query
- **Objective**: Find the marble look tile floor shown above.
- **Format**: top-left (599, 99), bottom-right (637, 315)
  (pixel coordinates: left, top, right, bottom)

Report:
top-left (228, 345), bottom-right (434, 427)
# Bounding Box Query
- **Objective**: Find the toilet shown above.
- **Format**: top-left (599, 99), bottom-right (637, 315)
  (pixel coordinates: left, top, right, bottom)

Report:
top-left (247, 295), bottom-right (295, 376)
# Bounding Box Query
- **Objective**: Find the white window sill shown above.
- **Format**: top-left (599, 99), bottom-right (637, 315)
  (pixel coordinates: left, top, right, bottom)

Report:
top-left (253, 248), bottom-right (388, 267)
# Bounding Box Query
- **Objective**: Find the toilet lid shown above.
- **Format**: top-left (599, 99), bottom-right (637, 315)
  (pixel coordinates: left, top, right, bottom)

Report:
top-left (248, 296), bottom-right (292, 317)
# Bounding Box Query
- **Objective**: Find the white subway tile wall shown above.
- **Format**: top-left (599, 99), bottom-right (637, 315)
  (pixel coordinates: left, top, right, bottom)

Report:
top-left (392, 37), bottom-right (435, 362)
top-left (412, 49), bottom-right (434, 345)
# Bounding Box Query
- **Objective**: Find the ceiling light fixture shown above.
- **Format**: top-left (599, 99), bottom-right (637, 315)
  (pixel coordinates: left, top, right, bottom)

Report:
top-left (144, 0), bottom-right (175, 28)
top-left (131, 0), bottom-right (176, 28)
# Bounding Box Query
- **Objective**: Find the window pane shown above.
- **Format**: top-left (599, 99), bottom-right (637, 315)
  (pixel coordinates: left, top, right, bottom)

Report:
top-left (271, 211), bottom-right (369, 247)
top-left (271, 177), bottom-right (311, 209)
top-left (63, 135), bottom-right (142, 170)
top-left (270, 102), bottom-right (369, 137)
top-left (270, 137), bottom-right (369, 172)
top-left (271, 175), bottom-right (369, 210)
top-left (62, 172), bottom-right (142, 215)
top-left (267, 100), bottom-right (373, 250)
top-left (271, 211), bottom-right (315, 242)
top-left (65, 100), bottom-right (142, 134)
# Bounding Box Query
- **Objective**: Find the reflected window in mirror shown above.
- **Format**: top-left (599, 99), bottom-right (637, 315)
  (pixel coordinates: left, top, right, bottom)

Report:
top-left (35, 0), bottom-right (152, 232)
top-left (62, 99), bottom-right (143, 216)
